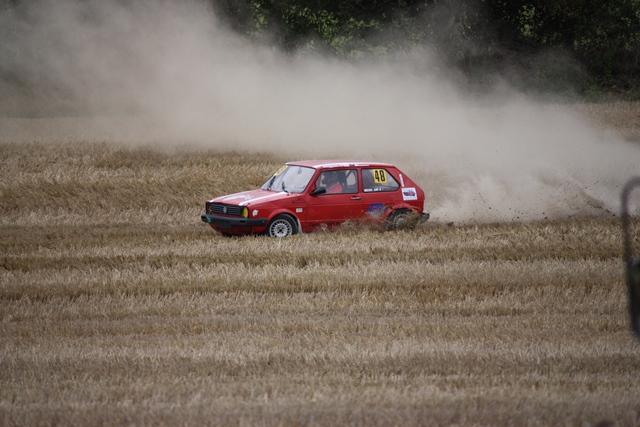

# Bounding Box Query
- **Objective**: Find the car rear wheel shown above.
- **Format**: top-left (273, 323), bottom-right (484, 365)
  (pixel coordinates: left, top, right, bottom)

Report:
top-left (386, 209), bottom-right (413, 230)
top-left (267, 214), bottom-right (297, 237)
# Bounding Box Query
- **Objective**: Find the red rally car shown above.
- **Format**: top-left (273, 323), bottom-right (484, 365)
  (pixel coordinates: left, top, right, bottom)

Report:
top-left (201, 160), bottom-right (429, 237)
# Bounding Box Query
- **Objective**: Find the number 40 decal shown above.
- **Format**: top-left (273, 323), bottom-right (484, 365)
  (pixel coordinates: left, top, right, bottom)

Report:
top-left (372, 169), bottom-right (387, 184)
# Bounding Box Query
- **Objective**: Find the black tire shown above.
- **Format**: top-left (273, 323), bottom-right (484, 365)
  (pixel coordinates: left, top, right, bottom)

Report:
top-left (266, 214), bottom-right (298, 237)
top-left (386, 209), bottom-right (413, 231)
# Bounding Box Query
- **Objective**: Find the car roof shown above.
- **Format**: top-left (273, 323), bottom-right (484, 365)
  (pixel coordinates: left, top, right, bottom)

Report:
top-left (287, 160), bottom-right (395, 169)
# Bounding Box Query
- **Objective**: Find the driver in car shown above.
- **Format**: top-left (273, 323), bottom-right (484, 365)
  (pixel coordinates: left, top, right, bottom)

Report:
top-left (323, 171), bottom-right (343, 194)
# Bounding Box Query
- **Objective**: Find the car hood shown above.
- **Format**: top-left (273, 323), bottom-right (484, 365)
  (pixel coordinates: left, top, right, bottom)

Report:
top-left (210, 189), bottom-right (292, 206)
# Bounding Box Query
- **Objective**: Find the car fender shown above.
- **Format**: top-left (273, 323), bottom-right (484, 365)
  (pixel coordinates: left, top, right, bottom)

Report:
top-left (266, 209), bottom-right (302, 234)
top-left (385, 202), bottom-right (420, 218)
top-left (265, 208), bottom-right (300, 227)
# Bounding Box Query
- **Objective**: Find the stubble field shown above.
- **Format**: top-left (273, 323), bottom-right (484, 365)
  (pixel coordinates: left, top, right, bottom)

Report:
top-left (1, 103), bottom-right (640, 426)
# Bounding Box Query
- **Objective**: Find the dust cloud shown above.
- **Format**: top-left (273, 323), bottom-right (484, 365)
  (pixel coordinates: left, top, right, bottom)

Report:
top-left (1, 0), bottom-right (639, 223)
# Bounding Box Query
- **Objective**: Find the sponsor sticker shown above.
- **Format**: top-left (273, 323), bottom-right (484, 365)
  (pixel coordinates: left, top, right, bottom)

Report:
top-left (366, 203), bottom-right (386, 216)
top-left (402, 187), bottom-right (418, 201)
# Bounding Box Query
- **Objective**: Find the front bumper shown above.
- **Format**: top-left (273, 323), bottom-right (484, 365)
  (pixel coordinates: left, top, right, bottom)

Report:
top-left (201, 214), bottom-right (268, 229)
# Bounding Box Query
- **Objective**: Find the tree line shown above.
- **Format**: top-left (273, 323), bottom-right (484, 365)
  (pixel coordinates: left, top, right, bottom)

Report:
top-left (212, 0), bottom-right (640, 99)
top-left (1, 0), bottom-right (638, 100)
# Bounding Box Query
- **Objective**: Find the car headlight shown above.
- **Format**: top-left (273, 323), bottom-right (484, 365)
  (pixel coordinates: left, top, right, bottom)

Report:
top-left (242, 207), bottom-right (249, 218)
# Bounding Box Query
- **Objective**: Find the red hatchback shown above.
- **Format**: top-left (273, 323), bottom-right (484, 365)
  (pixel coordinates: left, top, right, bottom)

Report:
top-left (201, 160), bottom-right (429, 237)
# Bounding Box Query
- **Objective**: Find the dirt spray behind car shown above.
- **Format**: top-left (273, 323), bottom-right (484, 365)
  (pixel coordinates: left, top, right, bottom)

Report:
top-left (622, 177), bottom-right (640, 341)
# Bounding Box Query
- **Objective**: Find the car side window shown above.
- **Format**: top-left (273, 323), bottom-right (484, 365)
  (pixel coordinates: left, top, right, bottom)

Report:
top-left (343, 169), bottom-right (358, 193)
top-left (362, 168), bottom-right (399, 192)
top-left (316, 169), bottom-right (357, 194)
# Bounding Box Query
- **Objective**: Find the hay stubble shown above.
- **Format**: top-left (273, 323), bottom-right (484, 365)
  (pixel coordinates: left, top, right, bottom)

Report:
top-left (1, 135), bottom-right (640, 426)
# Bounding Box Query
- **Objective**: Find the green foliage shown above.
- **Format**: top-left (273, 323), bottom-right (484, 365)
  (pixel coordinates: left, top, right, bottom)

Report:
top-left (211, 0), bottom-right (640, 98)
top-left (2, 0), bottom-right (638, 98)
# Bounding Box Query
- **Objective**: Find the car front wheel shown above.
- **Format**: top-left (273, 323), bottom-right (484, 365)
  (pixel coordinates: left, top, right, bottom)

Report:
top-left (266, 214), bottom-right (297, 237)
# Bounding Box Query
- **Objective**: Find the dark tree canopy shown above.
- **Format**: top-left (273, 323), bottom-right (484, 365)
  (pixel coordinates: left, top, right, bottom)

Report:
top-left (211, 0), bottom-right (640, 98)
top-left (1, 0), bottom-right (639, 99)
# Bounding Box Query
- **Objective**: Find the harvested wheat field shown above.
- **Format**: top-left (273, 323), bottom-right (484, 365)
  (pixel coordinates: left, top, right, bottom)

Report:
top-left (1, 105), bottom-right (640, 427)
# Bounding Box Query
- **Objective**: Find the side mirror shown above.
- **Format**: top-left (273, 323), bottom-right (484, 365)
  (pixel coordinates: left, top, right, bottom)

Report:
top-left (310, 187), bottom-right (326, 196)
top-left (622, 177), bottom-right (640, 341)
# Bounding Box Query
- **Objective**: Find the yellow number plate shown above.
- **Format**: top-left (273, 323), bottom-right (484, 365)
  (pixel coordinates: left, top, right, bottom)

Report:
top-left (372, 169), bottom-right (387, 184)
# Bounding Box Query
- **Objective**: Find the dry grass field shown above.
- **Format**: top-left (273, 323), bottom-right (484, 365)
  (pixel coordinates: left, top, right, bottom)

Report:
top-left (1, 103), bottom-right (640, 426)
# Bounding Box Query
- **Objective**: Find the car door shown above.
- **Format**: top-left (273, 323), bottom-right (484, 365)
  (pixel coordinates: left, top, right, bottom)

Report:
top-left (358, 167), bottom-right (402, 220)
top-left (304, 168), bottom-right (362, 228)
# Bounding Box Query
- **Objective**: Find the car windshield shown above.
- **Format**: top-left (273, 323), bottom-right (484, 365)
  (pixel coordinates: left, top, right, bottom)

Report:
top-left (260, 165), bottom-right (316, 194)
